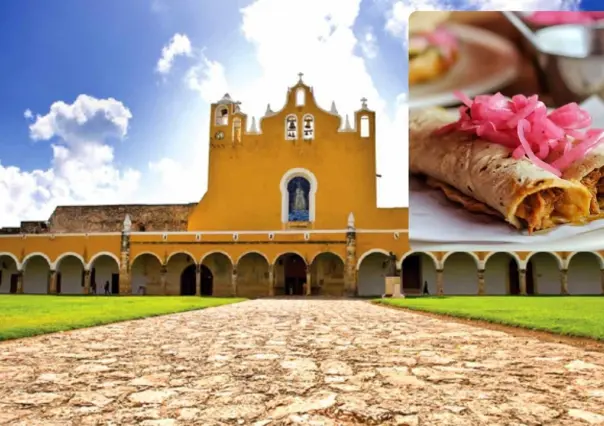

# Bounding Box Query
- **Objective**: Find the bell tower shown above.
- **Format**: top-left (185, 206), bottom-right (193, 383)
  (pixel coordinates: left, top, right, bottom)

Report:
top-left (209, 93), bottom-right (235, 142)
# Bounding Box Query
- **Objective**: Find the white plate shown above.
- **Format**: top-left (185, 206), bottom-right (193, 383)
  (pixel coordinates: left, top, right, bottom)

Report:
top-left (408, 23), bottom-right (521, 110)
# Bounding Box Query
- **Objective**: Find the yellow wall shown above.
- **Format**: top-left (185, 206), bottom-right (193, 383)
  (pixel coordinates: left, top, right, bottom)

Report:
top-left (187, 79), bottom-right (406, 231)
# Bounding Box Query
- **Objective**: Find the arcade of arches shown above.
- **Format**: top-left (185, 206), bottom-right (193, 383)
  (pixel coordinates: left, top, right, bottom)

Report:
top-left (1, 249), bottom-right (603, 296)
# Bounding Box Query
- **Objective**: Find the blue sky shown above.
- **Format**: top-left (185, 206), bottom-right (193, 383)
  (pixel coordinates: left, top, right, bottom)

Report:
top-left (0, 0), bottom-right (587, 226)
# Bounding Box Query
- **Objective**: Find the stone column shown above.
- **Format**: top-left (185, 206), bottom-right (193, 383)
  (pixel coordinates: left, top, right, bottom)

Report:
top-left (436, 268), bottom-right (444, 295)
top-left (16, 271), bottom-right (24, 294)
top-left (48, 270), bottom-right (57, 294)
top-left (560, 268), bottom-right (569, 295)
top-left (231, 268), bottom-right (238, 297)
top-left (601, 269), bottom-right (604, 295)
top-left (344, 213), bottom-right (357, 296)
top-left (268, 265), bottom-right (275, 296)
top-left (477, 268), bottom-right (485, 295)
top-left (119, 215), bottom-right (132, 295)
top-left (83, 269), bottom-right (91, 295)
top-left (195, 264), bottom-right (201, 296)
top-left (393, 268), bottom-right (402, 297)
top-left (306, 266), bottom-right (312, 296)
top-left (160, 266), bottom-right (167, 295)
top-left (519, 268), bottom-right (527, 295)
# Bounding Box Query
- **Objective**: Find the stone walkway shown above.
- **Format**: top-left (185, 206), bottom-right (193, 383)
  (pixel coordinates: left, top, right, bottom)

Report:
top-left (1, 299), bottom-right (604, 426)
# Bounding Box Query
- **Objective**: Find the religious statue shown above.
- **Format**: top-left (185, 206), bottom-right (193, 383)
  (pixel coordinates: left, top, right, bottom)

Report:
top-left (293, 181), bottom-right (307, 211)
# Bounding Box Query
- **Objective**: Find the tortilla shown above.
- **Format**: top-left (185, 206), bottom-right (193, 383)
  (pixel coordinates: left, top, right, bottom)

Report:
top-left (562, 145), bottom-right (604, 216)
top-left (409, 108), bottom-right (593, 233)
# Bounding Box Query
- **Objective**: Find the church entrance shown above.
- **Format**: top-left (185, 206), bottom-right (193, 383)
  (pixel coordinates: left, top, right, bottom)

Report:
top-left (180, 264), bottom-right (196, 295)
top-left (282, 253), bottom-right (306, 295)
top-left (200, 265), bottom-right (213, 296)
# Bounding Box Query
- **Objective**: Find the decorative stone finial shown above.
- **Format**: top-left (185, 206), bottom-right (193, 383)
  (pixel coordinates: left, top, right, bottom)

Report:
top-left (344, 114), bottom-right (352, 131)
top-left (347, 212), bottom-right (355, 229)
top-left (298, 72), bottom-right (304, 83)
top-left (234, 101), bottom-right (242, 113)
top-left (250, 116), bottom-right (258, 133)
top-left (265, 103), bottom-right (273, 115)
top-left (361, 97), bottom-right (368, 109)
top-left (123, 214), bottom-right (132, 232)
top-left (217, 93), bottom-right (233, 104)
top-left (330, 101), bottom-right (338, 114)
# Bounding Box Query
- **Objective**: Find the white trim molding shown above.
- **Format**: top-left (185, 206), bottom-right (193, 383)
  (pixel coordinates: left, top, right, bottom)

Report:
top-left (279, 167), bottom-right (318, 224)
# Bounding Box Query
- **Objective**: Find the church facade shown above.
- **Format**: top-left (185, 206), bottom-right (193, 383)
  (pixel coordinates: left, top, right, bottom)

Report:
top-left (0, 76), bottom-right (603, 297)
top-left (0, 76), bottom-right (408, 298)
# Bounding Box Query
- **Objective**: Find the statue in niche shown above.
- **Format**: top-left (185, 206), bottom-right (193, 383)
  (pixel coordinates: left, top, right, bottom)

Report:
top-left (286, 116), bottom-right (297, 140)
top-left (288, 176), bottom-right (310, 222)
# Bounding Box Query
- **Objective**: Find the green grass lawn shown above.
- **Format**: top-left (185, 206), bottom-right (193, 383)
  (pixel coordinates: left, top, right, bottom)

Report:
top-left (0, 295), bottom-right (246, 341)
top-left (377, 296), bottom-right (604, 340)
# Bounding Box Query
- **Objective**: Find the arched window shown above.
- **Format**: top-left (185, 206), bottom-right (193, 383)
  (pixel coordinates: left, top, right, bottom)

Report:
top-left (302, 114), bottom-right (314, 140)
top-left (287, 177), bottom-right (311, 222)
top-left (285, 115), bottom-right (298, 140)
top-left (232, 118), bottom-right (242, 142)
top-left (360, 116), bottom-right (370, 138)
top-left (296, 88), bottom-right (305, 107)
top-left (215, 106), bottom-right (229, 126)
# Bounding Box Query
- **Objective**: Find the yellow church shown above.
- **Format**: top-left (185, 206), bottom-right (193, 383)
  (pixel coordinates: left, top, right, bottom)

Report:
top-left (1, 75), bottom-right (603, 298)
top-left (0, 75), bottom-right (408, 298)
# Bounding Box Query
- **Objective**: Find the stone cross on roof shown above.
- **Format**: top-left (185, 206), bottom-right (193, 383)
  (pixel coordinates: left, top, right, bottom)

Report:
top-left (298, 72), bottom-right (304, 82)
top-left (361, 97), bottom-right (368, 109)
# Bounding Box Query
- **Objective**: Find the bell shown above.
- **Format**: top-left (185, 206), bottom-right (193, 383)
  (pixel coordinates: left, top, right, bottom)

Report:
top-left (288, 121), bottom-right (296, 130)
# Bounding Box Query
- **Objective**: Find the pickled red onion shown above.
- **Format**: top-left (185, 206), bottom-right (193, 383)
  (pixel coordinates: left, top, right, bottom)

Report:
top-left (434, 91), bottom-right (604, 176)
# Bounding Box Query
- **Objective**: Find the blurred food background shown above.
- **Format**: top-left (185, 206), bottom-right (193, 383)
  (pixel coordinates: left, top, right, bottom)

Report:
top-left (447, 11), bottom-right (604, 107)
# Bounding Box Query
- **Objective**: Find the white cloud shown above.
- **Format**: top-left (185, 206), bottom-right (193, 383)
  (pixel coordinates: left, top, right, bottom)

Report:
top-left (0, 95), bottom-right (141, 227)
top-left (23, 109), bottom-right (33, 120)
top-left (359, 28), bottom-right (378, 59)
top-left (156, 33), bottom-right (193, 75)
top-left (385, 0), bottom-right (581, 38)
top-left (185, 56), bottom-right (230, 104)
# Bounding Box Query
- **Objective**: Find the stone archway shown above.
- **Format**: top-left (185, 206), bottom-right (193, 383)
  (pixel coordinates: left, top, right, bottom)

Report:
top-left (0, 254), bottom-right (20, 294)
top-left (88, 254), bottom-right (119, 295)
top-left (22, 254), bottom-right (52, 294)
top-left (55, 254), bottom-right (86, 295)
top-left (131, 253), bottom-right (163, 295)
top-left (275, 253), bottom-right (307, 296)
top-left (484, 252), bottom-right (518, 295)
top-left (167, 253), bottom-right (196, 296)
top-left (236, 252), bottom-right (270, 298)
top-left (526, 252), bottom-right (561, 294)
top-left (358, 251), bottom-right (390, 297)
top-left (401, 252), bottom-right (437, 295)
top-left (567, 252), bottom-right (602, 294)
top-left (202, 252), bottom-right (233, 297)
top-left (443, 252), bottom-right (479, 295)
top-left (310, 252), bottom-right (345, 296)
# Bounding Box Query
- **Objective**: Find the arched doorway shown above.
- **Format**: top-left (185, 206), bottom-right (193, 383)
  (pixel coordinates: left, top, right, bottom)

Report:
top-left (443, 252), bottom-right (479, 294)
top-left (401, 252), bottom-right (437, 295)
top-left (0, 254), bottom-right (20, 294)
top-left (236, 252), bottom-right (270, 298)
top-left (181, 264), bottom-right (196, 295)
top-left (23, 254), bottom-right (51, 294)
top-left (310, 252), bottom-right (345, 296)
top-left (200, 265), bottom-right (213, 296)
top-left (484, 252), bottom-right (517, 295)
top-left (567, 252), bottom-right (602, 294)
top-left (275, 253), bottom-right (306, 295)
top-left (526, 252), bottom-right (561, 294)
top-left (358, 251), bottom-right (390, 297)
top-left (131, 253), bottom-right (163, 295)
top-left (202, 252), bottom-right (233, 297)
top-left (55, 254), bottom-right (86, 295)
top-left (88, 253), bottom-right (119, 295)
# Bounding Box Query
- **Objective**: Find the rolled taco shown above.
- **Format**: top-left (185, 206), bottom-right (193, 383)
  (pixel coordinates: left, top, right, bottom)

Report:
top-left (410, 108), bottom-right (592, 233)
top-left (562, 146), bottom-right (604, 215)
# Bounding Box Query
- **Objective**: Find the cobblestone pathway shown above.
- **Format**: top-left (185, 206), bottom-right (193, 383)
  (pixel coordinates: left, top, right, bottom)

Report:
top-left (1, 299), bottom-right (604, 425)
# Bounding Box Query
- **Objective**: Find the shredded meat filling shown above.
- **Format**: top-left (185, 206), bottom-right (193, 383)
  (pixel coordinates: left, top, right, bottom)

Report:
top-left (581, 168), bottom-right (604, 214)
top-left (515, 189), bottom-right (564, 234)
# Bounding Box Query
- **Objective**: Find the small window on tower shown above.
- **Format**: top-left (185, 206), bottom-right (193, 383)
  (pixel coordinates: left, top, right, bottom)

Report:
top-left (215, 107), bottom-right (229, 126)
top-left (233, 118), bottom-right (242, 142)
top-left (296, 88), bottom-right (305, 107)
top-left (360, 116), bottom-right (370, 138)
top-left (303, 114), bottom-right (314, 140)
top-left (285, 115), bottom-right (298, 140)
